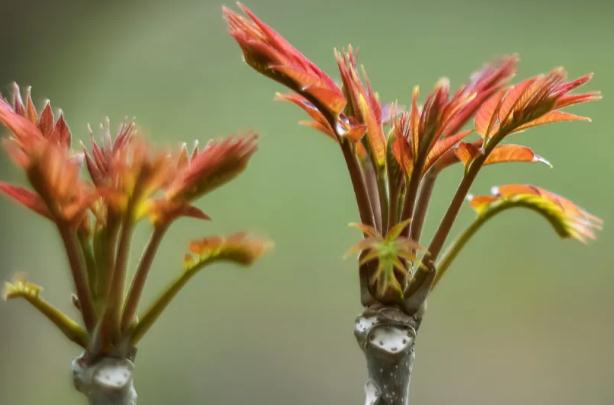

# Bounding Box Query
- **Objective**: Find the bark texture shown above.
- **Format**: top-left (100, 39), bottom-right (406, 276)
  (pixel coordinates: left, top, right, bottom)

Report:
top-left (72, 355), bottom-right (137, 405)
top-left (355, 306), bottom-right (422, 405)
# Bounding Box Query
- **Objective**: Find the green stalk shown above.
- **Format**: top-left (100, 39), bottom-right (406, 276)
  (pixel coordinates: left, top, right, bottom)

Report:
top-left (129, 269), bottom-right (195, 345)
top-left (121, 224), bottom-right (168, 331)
top-left (6, 289), bottom-right (87, 347)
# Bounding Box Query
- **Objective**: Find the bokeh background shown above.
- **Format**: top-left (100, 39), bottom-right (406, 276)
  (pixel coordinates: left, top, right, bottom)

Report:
top-left (1, 0), bottom-right (613, 404)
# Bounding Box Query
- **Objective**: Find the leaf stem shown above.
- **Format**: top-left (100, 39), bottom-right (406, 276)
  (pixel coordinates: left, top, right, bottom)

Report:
top-left (121, 223), bottom-right (169, 331)
top-left (409, 169), bottom-right (438, 243)
top-left (58, 224), bottom-right (97, 331)
top-left (100, 213), bottom-right (135, 346)
top-left (431, 206), bottom-right (496, 289)
top-left (129, 269), bottom-right (195, 345)
top-left (8, 290), bottom-right (88, 347)
top-left (427, 152), bottom-right (487, 261)
top-left (340, 139), bottom-right (376, 228)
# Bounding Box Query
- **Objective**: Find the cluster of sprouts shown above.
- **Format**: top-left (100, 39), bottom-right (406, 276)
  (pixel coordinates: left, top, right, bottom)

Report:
top-left (0, 84), bottom-right (270, 359)
top-left (224, 3), bottom-right (601, 310)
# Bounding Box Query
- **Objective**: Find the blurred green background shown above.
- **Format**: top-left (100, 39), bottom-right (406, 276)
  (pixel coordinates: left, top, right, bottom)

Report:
top-left (0, 0), bottom-right (612, 404)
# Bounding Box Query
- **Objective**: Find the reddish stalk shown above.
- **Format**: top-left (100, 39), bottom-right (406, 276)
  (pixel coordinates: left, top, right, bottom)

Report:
top-left (409, 169), bottom-right (438, 243)
top-left (57, 224), bottom-right (97, 331)
top-left (427, 153), bottom-right (486, 260)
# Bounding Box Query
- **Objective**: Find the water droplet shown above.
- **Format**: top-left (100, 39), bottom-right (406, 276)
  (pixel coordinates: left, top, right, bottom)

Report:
top-left (335, 120), bottom-right (348, 137)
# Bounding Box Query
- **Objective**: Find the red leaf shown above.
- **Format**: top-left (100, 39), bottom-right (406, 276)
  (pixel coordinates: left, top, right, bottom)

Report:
top-left (0, 181), bottom-right (51, 218)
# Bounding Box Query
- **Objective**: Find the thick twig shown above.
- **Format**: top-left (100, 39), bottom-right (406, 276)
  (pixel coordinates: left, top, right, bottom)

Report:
top-left (355, 306), bottom-right (422, 405)
top-left (73, 355), bottom-right (137, 405)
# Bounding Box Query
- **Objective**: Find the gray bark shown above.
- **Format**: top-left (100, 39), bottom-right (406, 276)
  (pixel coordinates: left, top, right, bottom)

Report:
top-left (72, 355), bottom-right (137, 405)
top-left (355, 306), bottom-right (422, 405)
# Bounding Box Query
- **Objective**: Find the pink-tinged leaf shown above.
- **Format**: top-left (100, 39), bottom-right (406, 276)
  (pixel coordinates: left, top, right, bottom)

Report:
top-left (0, 181), bottom-right (51, 218)
top-left (469, 184), bottom-right (602, 243)
top-left (410, 86), bottom-right (421, 158)
top-left (496, 77), bottom-right (538, 128)
top-left (51, 113), bottom-right (71, 147)
top-left (0, 98), bottom-right (43, 149)
top-left (391, 133), bottom-right (413, 176)
top-left (38, 102), bottom-right (54, 137)
top-left (390, 112), bottom-right (413, 175)
top-left (443, 56), bottom-right (518, 137)
top-left (555, 91), bottom-right (602, 109)
top-left (166, 133), bottom-right (258, 202)
top-left (475, 70), bottom-right (598, 142)
top-left (223, 4), bottom-right (345, 117)
top-left (515, 110), bottom-right (590, 132)
top-left (424, 129), bottom-right (472, 170)
top-left (475, 90), bottom-right (504, 137)
top-left (357, 93), bottom-right (386, 167)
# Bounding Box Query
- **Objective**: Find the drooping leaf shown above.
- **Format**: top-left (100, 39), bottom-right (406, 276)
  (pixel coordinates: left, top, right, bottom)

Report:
top-left (3, 276), bottom-right (87, 347)
top-left (183, 233), bottom-right (272, 273)
top-left (469, 184), bottom-right (602, 243)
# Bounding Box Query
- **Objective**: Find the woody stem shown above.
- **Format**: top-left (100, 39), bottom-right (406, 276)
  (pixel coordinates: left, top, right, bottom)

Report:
top-left (73, 355), bottom-right (137, 405)
top-left (355, 307), bottom-right (422, 405)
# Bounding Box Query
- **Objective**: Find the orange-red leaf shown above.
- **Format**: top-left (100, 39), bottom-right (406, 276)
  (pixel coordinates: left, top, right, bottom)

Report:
top-left (223, 4), bottom-right (345, 117)
top-left (166, 133), bottom-right (258, 202)
top-left (357, 93), bottom-right (386, 167)
top-left (0, 181), bottom-right (50, 218)
top-left (424, 130), bottom-right (472, 171)
top-left (457, 143), bottom-right (551, 167)
top-left (475, 90), bottom-right (504, 138)
top-left (474, 69), bottom-right (598, 142)
top-left (515, 110), bottom-right (590, 132)
top-left (184, 233), bottom-right (272, 272)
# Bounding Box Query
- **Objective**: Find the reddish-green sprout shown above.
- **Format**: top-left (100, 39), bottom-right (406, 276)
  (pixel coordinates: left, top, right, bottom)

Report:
top-left (224, 4), bottom-right (601, 404)
top-left (0, 83), bottom-right (270, 402)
